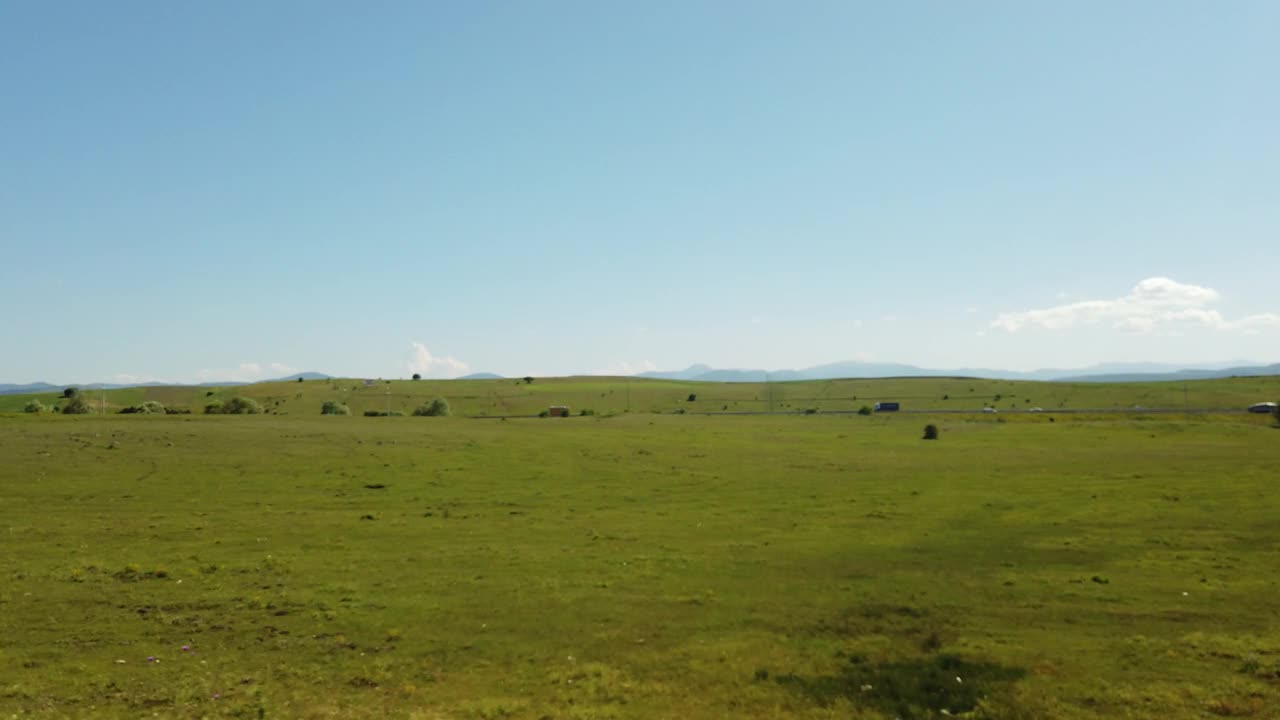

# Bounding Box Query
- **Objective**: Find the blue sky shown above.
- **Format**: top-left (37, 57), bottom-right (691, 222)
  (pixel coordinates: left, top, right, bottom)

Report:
top-left (2, 1), bottom-right (1277, 383)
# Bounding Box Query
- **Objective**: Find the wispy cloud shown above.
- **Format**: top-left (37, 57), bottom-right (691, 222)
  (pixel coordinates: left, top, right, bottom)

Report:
top-left (992, 277), bottom-right (1280, 335)
top-left (195, 362), bottom-right (297, 383)
top-left (407, 342), bottom-right (469, 378)
top-left (592, 360), bottom-right (657, 376)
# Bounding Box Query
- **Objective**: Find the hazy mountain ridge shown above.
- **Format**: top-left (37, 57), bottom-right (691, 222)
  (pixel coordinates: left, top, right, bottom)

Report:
top-left (0, 372), bottom-right (333, 395)
top-left (637, 361), bottom-right (1278, 383)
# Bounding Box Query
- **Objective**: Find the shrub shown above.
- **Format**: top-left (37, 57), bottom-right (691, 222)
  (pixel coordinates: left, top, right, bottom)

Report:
top-left (321, 400), bottom-right (351, 416)
top-left (63, 387), bottom-right (79, 399)
top-left (412, 398), bottom-right (450, 417)
top-left (297, 377), bottom-right (304, 383)
top-left (539, 410), bottom-right (550, 418)
top-left (1273, 403), bottom-right (1280, 427)
top-left (23, 400), bottom-right (45, 414)
top-left (805, 408), bottom-right (818, 415)
top-left (62, 396), bottom-right (92, 414)
top-left (579, 409), bottom-right (596, 416)
top-left (131, 401), bottom-right (166, 414)
top-left (364, 410), bottom-right (387, 417)
top-left (923, 424), bottom-right (939, 440)
top-left (412, 373), bottom-right (421, 381)
top-left (205, 397), bottom-right (262, 415)
top-left (523, 376), bottom-right (534, 385)
top-left (226, 397), bottom-right (262, 414)
top-left (164, 407), bottom-right (191, 415)
top-left (687, 393), bottom-right (697, 402)
top-left (858, 405), bottom-right (873, 416)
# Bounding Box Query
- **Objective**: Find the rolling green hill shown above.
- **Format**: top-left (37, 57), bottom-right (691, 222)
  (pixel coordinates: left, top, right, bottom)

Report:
top-left (2, 375), bottom-right (1277, 416)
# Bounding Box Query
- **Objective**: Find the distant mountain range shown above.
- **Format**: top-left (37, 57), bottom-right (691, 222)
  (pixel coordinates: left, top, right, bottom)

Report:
top-left (636, 361), bottom-right (1280, 383)
top-left (4, 362), bottom-right (1276, 396)
top-left (0, 372), bottom-right (333, 396)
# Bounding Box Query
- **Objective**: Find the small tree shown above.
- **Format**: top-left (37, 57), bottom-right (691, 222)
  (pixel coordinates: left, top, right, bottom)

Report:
top-left (413, 397), bottom-right (450, 417)
top-left (412, 373), bottom-right (422, 381)
top-left (297, 377), bottom-right (304, 383)
top-left (206, 397), bottom-right (262, 415)
top-left (687, 393), bottom-right (697, 402)
top-left (858, 405), bottom-right (873, 416)
top-left (63, 387), bottom-right (79, 399)
top-left (523, 376), bottom-right (534, 385)
top-left (923, 424), bottom-right (939, 440)
top-left (23, 400), bottom-right (45, 414)
top-left (62, 396), bottom-right (92, 414)
top-left (321, 400), bottom-right (351, 416)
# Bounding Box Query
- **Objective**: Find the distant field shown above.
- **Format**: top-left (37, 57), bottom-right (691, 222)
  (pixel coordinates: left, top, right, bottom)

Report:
top-left (2, 374), bottom-right (1278, 416)
top-left (2, 405), bottom-right (1279, 718)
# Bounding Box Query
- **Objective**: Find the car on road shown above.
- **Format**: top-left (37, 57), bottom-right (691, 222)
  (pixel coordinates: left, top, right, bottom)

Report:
top-left (982, 407), bottom-right (997, 413)
top-left (1248, 402), bottom-right (1278, 414)
top-left (1029, 407), bottom-right (1043, 412)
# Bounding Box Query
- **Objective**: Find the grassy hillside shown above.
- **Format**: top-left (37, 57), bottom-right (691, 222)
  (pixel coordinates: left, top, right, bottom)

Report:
top-left (2, 375), bottom-right (1278, 416)
top-left (2, 412), bottom-right (1279, 718)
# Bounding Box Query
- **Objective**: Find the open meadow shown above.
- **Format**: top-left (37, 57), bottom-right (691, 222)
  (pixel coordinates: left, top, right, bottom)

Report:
top-left (2, 378), bottom-right (1280, 719)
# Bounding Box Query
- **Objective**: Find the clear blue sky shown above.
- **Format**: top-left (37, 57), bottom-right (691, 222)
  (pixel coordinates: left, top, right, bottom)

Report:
top-left (2, 1), bottom-right (1277, 383)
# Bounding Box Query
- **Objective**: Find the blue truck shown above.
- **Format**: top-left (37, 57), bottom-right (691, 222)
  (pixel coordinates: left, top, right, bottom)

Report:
top-left (873, 402), bottom-right (900, 412)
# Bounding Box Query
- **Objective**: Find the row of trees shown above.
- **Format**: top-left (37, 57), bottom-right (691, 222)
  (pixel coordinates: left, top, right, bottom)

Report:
top-left (325, 398), bottom-right (451, 416)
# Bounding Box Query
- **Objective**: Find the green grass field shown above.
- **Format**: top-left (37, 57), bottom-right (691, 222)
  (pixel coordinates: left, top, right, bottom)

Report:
top-left (2, 378), bottom-right (1279, 718)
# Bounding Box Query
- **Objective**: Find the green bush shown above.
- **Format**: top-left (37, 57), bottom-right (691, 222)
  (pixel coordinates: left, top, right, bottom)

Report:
top-left (23, 400), bottom-right (45, 414)
top-left (538, 409), bottom-right (550, 418)
top-left (321, 400), bottom-right (351, 416)
top-left (412, 398), bottom-right (450, 417)
top-left (858, 405), bottom-right (873, 416)
top-left (579, 409), bottom-right (596, 416)
top-left (62, 396), bottom-right (92, 414)
top-left (63, 387), bottom-right (79, 399)
top-left (136, 401), bottom-right (165, 414)
top-left (923, 424), bottom-right (939, 440)
top-left (205, 397), bottom-right (262, 415)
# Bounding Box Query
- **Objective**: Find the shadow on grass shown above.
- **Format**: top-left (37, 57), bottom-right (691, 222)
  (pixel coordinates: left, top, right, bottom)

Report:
top-left (774, 653), bottom-right (1026, 719)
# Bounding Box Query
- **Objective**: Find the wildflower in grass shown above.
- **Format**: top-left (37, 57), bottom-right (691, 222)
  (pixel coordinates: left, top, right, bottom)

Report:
top-left (181, 645), bottom-right (191, 651)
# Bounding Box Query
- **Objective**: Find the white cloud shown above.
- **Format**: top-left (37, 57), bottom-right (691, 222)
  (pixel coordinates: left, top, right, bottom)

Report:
top-left (991, 277), bottom-right (1279, 335)
top-left (195, 362), bottom-right (298, 383)
top-left (407, 342), bottom-right (469, 378)
top-left (592, 360), bottom-right (658, 376)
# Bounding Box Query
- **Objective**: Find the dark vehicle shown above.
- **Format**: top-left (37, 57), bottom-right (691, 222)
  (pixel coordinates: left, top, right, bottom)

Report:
top-left (873, 402), bottom-right (900, 412)
top-left (1248, 402), bottom-right (1277, 414)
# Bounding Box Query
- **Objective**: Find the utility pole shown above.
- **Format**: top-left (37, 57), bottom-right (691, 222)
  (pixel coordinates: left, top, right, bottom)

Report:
top-left (626, 379), bottom-right (631, 413)
top-left (386, 383), bottom-right (391, 416)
